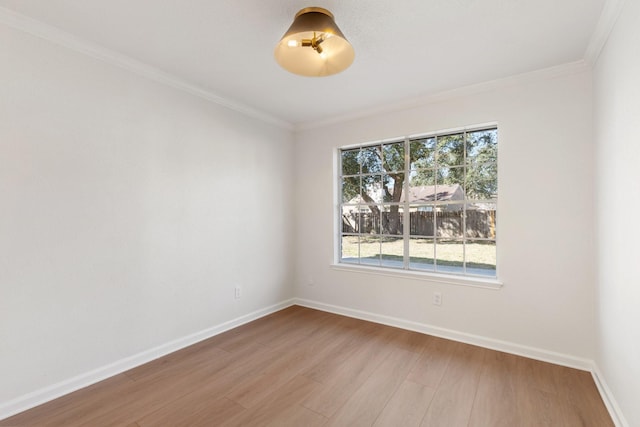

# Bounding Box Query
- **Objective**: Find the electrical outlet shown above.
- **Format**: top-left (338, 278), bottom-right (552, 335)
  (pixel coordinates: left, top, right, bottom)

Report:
top-left (307, 276), bottom-right (315, 286)
top-left (433, 292), bottom-right (442, 306)
top-left (234, 286), bottom-right (241, 299)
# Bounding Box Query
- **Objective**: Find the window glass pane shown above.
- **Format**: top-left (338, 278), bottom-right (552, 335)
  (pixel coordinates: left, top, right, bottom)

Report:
top-left (410, 167), bottom-right (435, 186)
top-left (437, 134), bottom-right (464, 166)
top-left (467, 129), bottom-right (497, 164)
top-left (409, 170), bottom-right (436, 202)
top-left (435, 240), bottom-right (464, 275)
top-left (342, 148), bottom-right (360, 175)
top-left (360, 146), bottom-right (383, 174)
top-left (437, 167), bottom-right (465, 200)
top-left (410, 137), bottom-right (436, 170)
top-left (409, 238), bottom-right (435, 271)
top-left (466, 162), bottom-right (497, 200)
top-left (466, 240), bottom-right (496, 277)
top-left (381, 205), bottom-right (403, 236)
top-left (342, 176), bottom-right (361, 203)
top-left (436, 205), bottom-right (464, 238)
top-left (358, 235), bottom-right (381, 266)
top-left (362, 175), bottom-right (382, 203)
top-left (358, 206), bottom-right (379, 235)
top-left (410, 205), bottom-right (434, 237)
top-left (383, 173), bottom-right (404, 202)
top-left (383, 142), bottom-right (405, 172)
top-left (465, 203), bottom-right (497, 238)
top-left (341, 235), bottom-right (359, 264)
top-left (341, 206), bottom-right (359, 233)
top-left (381, 237), bottom-right (403, 268)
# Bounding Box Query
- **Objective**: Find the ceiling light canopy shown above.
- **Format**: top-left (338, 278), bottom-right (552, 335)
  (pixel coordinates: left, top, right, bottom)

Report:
top-left (274, 7), bottom-right (355, 77)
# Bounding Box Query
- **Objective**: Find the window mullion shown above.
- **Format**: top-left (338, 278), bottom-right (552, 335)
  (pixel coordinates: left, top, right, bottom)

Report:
top-left (434, 135), bottom-right (438, 272)
top-left (463, 130), bottom-right (467, 274)
top-left (403, 137), bottom-right (410, 270)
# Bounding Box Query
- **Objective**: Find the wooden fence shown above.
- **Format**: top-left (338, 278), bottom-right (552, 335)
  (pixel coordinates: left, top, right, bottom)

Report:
top-left (342, 210), bottom-right (496, 238)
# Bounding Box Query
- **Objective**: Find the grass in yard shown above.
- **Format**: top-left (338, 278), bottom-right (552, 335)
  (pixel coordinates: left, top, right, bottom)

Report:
top-left (341, 235), bottom-right (496, 270)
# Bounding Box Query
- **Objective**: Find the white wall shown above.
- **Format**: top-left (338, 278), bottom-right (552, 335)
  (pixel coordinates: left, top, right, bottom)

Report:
top-left (0, 23), bottom-right (294, 405)
top-left (594, 0), bottom-right (640, 425)
top-left (294, 69), bottom-right (596, 361)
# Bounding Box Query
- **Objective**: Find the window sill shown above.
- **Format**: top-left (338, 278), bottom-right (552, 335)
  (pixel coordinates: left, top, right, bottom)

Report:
top-left (329, 263), bottom-right (503, 290)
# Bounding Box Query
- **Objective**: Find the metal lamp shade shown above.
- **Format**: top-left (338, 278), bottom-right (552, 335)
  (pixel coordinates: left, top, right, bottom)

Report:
top-left (274, 7), bottom-right (355, 77)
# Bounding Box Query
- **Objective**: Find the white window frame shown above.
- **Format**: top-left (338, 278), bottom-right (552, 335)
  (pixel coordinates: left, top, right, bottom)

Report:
top-left (333, 124), bottom-right (503, 289)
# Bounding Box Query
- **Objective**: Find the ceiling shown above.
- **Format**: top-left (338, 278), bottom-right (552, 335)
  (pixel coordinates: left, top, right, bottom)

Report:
top-left (0, 0), bottom-right (605, 128)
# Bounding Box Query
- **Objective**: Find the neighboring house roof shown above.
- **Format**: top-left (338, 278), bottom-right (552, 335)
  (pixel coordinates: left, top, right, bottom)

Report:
top-left (346, 184), bottom-right (464, 205)
top-left (404, 184), bottom-right (463, 203)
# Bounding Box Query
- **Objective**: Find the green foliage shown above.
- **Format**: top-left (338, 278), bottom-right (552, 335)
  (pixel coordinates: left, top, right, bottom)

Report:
top-left (341, 143), bottom-right (406, 204)
top-left (410, 130), bottom-right (497, 200)
top-left (465, 130), bottom-right (497, 199)
top-left (341, 148), bottom-right (360, 202)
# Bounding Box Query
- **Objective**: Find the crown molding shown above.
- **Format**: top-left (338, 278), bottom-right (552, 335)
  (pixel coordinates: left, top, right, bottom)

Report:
top-left (0, 6), bottom-right (293, 131)
top-left (584, 0), bottom-right (627, 66)
top-left (2, 3), bottom-right (609, 134)
top-left (295, 60), bottom-right (590, 132)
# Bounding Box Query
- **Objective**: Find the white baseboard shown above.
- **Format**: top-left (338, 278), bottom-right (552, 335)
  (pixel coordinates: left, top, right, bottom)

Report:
top-left (0, 298), bottom-right (296, 421)
top-left (294, 298), bottom-right (593, 370)
top-left (591, 364), bottom-right (629, 427)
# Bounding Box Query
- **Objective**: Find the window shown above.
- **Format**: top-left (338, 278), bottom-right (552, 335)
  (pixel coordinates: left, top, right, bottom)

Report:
top-left (339, 126), bottom-right (497, 278)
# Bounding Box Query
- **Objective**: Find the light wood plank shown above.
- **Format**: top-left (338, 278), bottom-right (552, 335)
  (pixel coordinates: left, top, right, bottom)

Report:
top-left (516, 356), bottom-right (562, 394)
top-left (302, 318), bottom-right (380, 383)
top-left (301, 327), bottom-right (396, 417)
top-left (421, 342), bottom-right (486, 427)
top-left (468, 350), bottom-right (518, 427)
top-left (210, 305), bottom-right (308, 353)
top-left (383, 327), bottom-right (433, 355)
top-left (407, 336), bottom-right (458, 388)
top-left (325, 347), bottom-right (419, 427)
top-left (516, 377), bottom-right (565, 426)
top-left (137, 397), bottom-right (244, 427)
top-left (373, 380), bottom-right (435, 427)
top-left (220, 375), bottom-right (326, 427)
top-left (225, 316), bottom-right (354, 409)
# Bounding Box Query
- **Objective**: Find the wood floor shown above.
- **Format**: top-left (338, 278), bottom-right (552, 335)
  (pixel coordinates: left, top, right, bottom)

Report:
top-left (2, 305), bottom-right (613, 427)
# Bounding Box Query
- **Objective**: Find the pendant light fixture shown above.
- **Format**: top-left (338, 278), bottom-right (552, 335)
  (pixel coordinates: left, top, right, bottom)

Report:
top-left (274, 7), bottom-right (355, 77)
